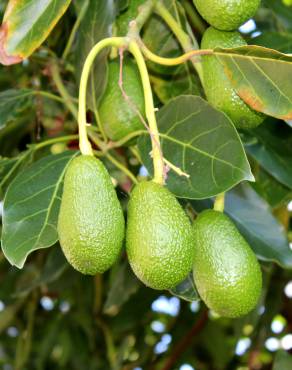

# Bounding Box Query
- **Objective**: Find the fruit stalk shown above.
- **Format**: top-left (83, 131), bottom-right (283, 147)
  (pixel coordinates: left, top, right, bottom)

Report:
top-left (128, 40), bottom-right (165, 185)
top-left (213, 192), bottom-right (225, 212)
top-left (78, 37), bottom-right (127, 155)
top-left (154, 0), bottom-right (204, 82)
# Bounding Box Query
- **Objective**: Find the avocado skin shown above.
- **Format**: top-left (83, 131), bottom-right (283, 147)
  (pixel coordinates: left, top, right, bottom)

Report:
top-left (201, 27), bottom-right (264, 129)
top-left (126, 181), bottom-right (194, 290)
top-left (58, 155), bottom-right (125, 275)
top-left (193, 0), bottom-right (261, 31)
top-left (99, 59), bottom-right (145, 142)
top-left (192, 209), bottom-right (262, 318)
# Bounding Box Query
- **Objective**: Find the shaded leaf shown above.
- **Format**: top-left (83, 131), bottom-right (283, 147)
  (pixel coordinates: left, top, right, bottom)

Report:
top-left (253, 32), bottom-right (292, 53)
top-left (0, 0), bottom-right (72, 65)
top-left (75, 0), bottom-right (115, 108)
top-left (0, 89), bottom-right (33, 130)
top-left (103, 260), bottom-right (140, 316)
top-left (191, 183), bottom-right (292, 269)
top-left (214, 45), bottom-right (292, 120)
top-left (1, 151), bottom-right (78, 268)
top-left (246, 119), bottom-right (292, 189)
top-left (138, 95), bottom-right (254, 199)
top-left (169, 273), bottom-right (200, 302)
top-left (272, 350), bottom-right (292, 370)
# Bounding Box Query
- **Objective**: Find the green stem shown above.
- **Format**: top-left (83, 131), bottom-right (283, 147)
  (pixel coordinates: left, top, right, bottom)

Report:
top-left (89, 131), bottom-right (137, 184)
top-left (155, 1), bottom-right (204, 82)
top-left (128, 40), bottom-right (164, 184)
top-left (32, 135), bottom-right (79, 150)
top-left (213, 193), bottom-right (225, 212)
top-left (140, 41), bottom-right (212, 66)
top-left (96, 319), bottom-right (118, 370)
top-left (107, 130), bottom-right (146, 149)
top-left (127, 0), bottom-right (156, 35)
top-left (78, 37), bottom-right (127, 155)
top-left (50, 60), bottom-right (78, 120)
top-left (35, 91), bottom-right (66, 104)
top-left (62, 0), bottom-right (89, 59)
top-left (181, 0), bottom-right (206, 35)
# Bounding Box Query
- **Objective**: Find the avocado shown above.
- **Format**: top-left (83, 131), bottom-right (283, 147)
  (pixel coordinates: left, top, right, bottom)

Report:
top-left (192, 209), bottom-right (262, 318)
top-left (99, 59), bottom-right (145, 143)
top-left (58, 155), bottom-right (125, 275)
top-left (126, 181), bottom-right (194, 290)
top-left (193, 0), bottom-right (261, 31)
top-left (201, 27), bottom-right (264, 129)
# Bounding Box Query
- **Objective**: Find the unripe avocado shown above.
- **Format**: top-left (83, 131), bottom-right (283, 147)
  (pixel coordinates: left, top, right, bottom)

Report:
top-left (126, 181), bottom-right (194, 290)
top-left (99, 59), bottom-right (145, 142)
top-left (193, 0), bottom-right (261, 31)
top-left (58, 155), bottom-right (125, 275)
top-left (192, 209), bottom-right (262, 318)
top-left (201, 27), bottom-right (264, 129)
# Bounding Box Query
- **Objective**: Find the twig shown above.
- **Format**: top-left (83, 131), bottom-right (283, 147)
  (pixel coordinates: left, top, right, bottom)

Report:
top-left (159, 310), bottom-right (208, 370)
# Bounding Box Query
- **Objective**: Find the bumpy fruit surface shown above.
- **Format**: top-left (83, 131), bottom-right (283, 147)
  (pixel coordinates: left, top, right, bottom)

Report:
top-left (126, 181), bottom-right (194, 290)
top-left (58, 155), bottom-right (125, 275)
top-left (192, 209), bottom-right (262, 318)
top-left (99, 59), bottom-right (145, 142)
top-left (201, 27), bottom-right (264, 129)
top-left (193, 0), bottom-right (261, 31)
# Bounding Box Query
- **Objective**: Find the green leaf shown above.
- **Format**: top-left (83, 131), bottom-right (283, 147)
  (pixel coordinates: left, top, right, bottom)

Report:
top-left (169, 273), bottom-right (200, 302)
top-left (0, 89), bottom-right (33, 130)
top-left (253, 32), bottom-right (292, 53)
top-left (252, 167), bottom-right (292, 208)
top-left (103, 260), bottom-right (140, 316)
top-left (138, 95), bottom-right (254, 199)
top-left (75, 0), bottom-right (115, 108)
top-left (151, 64), bottom-right (202, 104)
top-left (273, 350), bottom-right (292, 370)
top-left (0, 0), bottom-right (72, 65)
top-left (1, 151), bottom-right (78, 268)
top-left (191, 183), bottom-right (292, 269)
top-left (246, 119), bottom-right (292, 189)
top-left (214, 45), bottom-right (292, 120)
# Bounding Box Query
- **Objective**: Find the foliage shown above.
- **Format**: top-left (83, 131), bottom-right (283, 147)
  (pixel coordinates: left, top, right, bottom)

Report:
top-left (0, 0), bottom-right (291, 369)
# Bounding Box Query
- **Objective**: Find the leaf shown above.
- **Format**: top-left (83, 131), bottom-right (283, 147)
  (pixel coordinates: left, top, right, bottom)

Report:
top-left (265, 0), bottom-right (292, 31)
top-left (0, 0), bottom-right (72, 65)
top-left (272, 351), bottom-right (292, 370)
top-left (191, 183), bottom-right (292, 269)
top-left (151, 64), bottom-right (202, 104)
top-left (214, 45), bottom-right (292, 120)
top-left (75, 0), bottom-right (115, 108)
top-left (252, 167), bottom-right (292, 208)
top-left (169, 273), bottom-right (200, 302)
top-left (1, 151), bottom-right (78, 268)
top-left (103, 260), bottom-right (140, 316)
top-left (253, 32), bottom-right (292, 53)
top-left (0, 89), bottom-right (33, 130)
top-left (138, 95), bottom-right (254, 199)
top-left (246, 119), bottom-right (292, 189)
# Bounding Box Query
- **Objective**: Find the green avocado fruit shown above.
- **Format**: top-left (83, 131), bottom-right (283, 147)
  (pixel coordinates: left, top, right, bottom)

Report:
top-left (201, 27), bottom-right (264, 129)
top-left (193, 0), bottom-right (261, 31)
top-left (99, 59), bottom-right (145, 143)
top-left (58, 155), bottom-right (125, 275)
top-left (126, 181), bottom-right (194, 290)
top-left (192, 209), bottom-right (262, 318)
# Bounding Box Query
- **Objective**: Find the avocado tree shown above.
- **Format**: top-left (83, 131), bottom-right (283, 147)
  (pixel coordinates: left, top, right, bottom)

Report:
top-left (0, 0), bottom-right (291, 369)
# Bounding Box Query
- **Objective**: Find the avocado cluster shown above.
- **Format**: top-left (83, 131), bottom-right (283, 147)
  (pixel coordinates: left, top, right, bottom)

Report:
top-left (193, 0), bottom-right (264, 129)
top-left (58, 153), bottom-right (262, 318)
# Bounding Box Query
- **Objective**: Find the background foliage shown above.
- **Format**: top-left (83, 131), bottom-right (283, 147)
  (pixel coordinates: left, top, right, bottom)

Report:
top-left (0, 0), bottom-right (291, 369)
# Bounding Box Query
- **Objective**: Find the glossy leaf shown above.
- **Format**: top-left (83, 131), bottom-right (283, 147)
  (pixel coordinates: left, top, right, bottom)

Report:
top-left (0, 89), bottom-right (33, 130)
top-left (138, 95), bottom-right (254, 199)
top-left (1, 151), bottom-right (78, 268)
top-left (246, 119), bottom-right (292, 189)
top-left (169, 273), bottom-right (200, 302)
top-left (75, 0), bottom-right (115, 108)
top-left (191, 184), bottom-right (292, 269)
top-left (214, 45), bottom-right (292, 120)
top-left (0, 0), bottom-right (72, 65)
